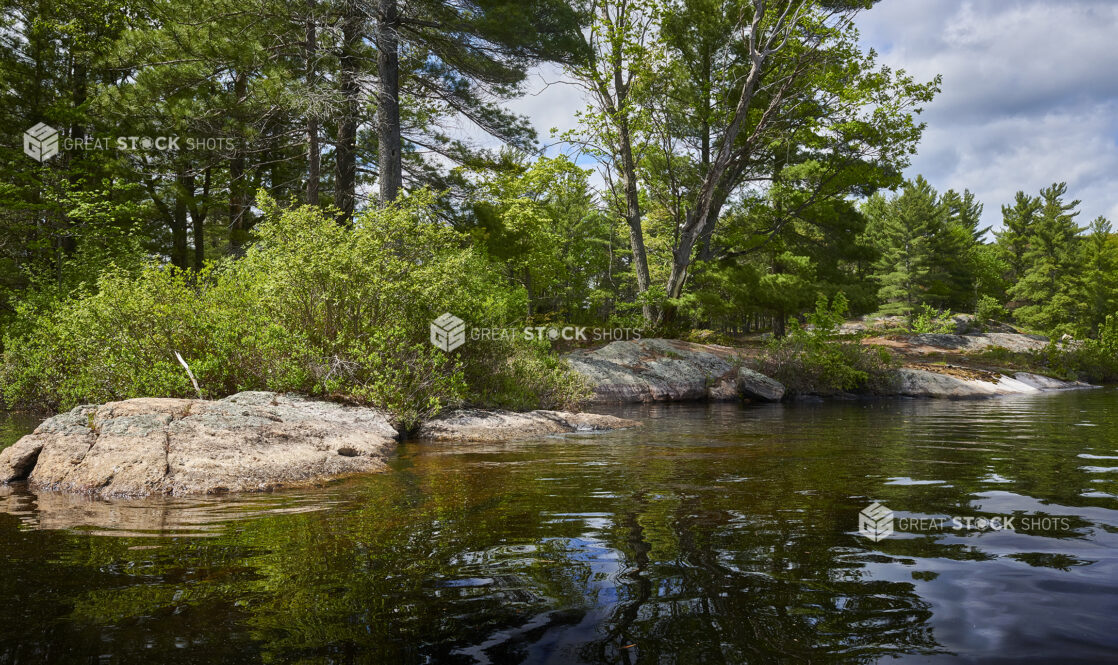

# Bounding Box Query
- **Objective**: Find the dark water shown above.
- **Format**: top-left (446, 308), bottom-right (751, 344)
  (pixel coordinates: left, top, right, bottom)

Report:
top-left (2, 391), bottom-right (1118, 664)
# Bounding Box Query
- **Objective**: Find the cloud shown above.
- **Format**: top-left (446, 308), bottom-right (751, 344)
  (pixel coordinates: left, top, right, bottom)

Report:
top-left (858, 0), bottom-right (1118, 229)
top-left (496, 1), bottom-right (1118, 230)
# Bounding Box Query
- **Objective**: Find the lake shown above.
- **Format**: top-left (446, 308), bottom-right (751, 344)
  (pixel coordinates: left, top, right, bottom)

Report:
top-left (2, 390), bottom-right (1117, 663)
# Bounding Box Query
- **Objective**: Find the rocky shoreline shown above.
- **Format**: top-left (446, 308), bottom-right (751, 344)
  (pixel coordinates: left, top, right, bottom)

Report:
top-left (565, 338), bottom-right (786, 403)
top-left (561, 337), bottom-right (1092, 404)
top-left (0, 335), bottom-right (1094, 499)
top-left (0, 392), bottom-right (640, 498)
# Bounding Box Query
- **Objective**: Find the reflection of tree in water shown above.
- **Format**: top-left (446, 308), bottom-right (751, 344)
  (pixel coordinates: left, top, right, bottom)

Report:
top-left (567, 490), bottom-right (939, 665)
top-left (5, 393), bottom-right (1118, 663)
top-left (0, 425), bottom-right (944, 664)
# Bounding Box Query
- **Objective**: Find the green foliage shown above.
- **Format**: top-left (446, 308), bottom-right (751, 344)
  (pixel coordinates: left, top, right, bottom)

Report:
top-left (3, 0), bottom-right (1118, 394)
top-left (967, 315), bottom-right (1118, 384)
top-left (455, 154), bottom-right (619, 323)
top-left (1006, 183), bottom-right (1086, 336)
top-left (1, 194), bottom-right (588, 429)
top-left (1051, 315), bottom-right (1118, 383)
top-left (462, 336), bottom-right (590, 413)
top-left (863, 176), bottom-right (985, 316)
top-left (910, 304), bottom-right (955, 334)
top-left (975, 296), bottom-right (1008, 329)
top-left (1083, 216), bottom-right (1118, 332)
top-left (757, 293), bottom-right (897, 395)
top-left (680, 329), bottom-right (743, 347)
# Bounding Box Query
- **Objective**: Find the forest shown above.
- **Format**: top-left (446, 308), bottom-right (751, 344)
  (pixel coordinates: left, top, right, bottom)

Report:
top-left (2, 0), bottom-right (1117, 418)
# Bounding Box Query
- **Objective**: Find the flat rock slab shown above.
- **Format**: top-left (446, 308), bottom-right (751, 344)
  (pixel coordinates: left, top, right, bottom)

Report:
top-left (564, 338), bottom-right (785, 403)
top-left (0, 392), bottom-right (397, 497)
top-left (892, 368), bottom-right (1093, 398)
top-left (417, 409), bottom-right (641, 443)
top-left (866, 332), bottom-right (1052, 354)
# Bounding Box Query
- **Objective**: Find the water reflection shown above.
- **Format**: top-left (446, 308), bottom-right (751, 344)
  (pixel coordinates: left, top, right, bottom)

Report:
top-left (0, 484), bottom-right (337, 537)
top-left (1, 391), bottom-right (1117, 663)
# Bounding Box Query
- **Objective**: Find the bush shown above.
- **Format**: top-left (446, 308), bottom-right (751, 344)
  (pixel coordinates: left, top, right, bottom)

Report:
top-left (680, 329), bottom-right (742, 346)
top-left (966, 315), bottom-right (1118, 383)
top-left (463, 336), bottom-right (590, 412)
top-left (758, 293), bottom-right (897, 395)
top-left (975, 296), bottom-right (1007, 330)
top-left (910, 303), bottom-right (955, 334)
top-left (0, 192), bottom-right (589, 430)
top-left (1046, 314), bottom-right (1118, 383)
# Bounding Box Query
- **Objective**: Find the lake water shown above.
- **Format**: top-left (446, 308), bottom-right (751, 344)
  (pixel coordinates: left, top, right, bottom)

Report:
top-left (2, 390), bottom-right (1118, 664)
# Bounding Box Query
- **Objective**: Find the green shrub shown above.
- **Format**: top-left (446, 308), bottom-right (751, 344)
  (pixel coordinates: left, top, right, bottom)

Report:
top-left (758, 293), bottom-right (897, 395)
top-left (910, 303), bottom-right (955, 334)
top-left (965, 315), bottom-right (1118, 383)
top-left (0, 192), bottom-right (589, 430)
top-left (1047, 314), bottom-right (1118, 383)
top-left (463, 336), bottom-right (589, 412)
top-left (975, 296), bottom-right (1008, 330)
top-left (680, 329), bottom-right (741, 346)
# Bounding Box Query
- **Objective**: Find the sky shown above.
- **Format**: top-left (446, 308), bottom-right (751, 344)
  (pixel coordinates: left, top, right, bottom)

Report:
top-left (498, 0), bottom-right (1118, 232)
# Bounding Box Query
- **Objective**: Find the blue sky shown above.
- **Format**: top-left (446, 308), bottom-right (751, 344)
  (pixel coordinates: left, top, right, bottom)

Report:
top-left (501, 0), bottom-right (1118, 231)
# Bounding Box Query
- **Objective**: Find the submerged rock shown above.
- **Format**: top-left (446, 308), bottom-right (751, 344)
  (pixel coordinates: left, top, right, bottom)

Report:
top-left (0, 392), bottom-right (398, 497)
top-left (564, 338), bottom-right (785, 403)
top-left (417, 409), bottom-right (641, 443)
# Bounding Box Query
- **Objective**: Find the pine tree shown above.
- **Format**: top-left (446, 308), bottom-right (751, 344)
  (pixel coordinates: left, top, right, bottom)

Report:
top-left (1084, 216), bottom-right (1118, 332)
top-left (865, 177), bottom-right (942, 316)
top-left (995, 191), bottom-right (1042, 288)
top-left (373, 0), bottom-right (585, 204)
top-left (934, 188), bottom-right (987, 310)
top-left (1007, 183), bottom-right (1085, 333)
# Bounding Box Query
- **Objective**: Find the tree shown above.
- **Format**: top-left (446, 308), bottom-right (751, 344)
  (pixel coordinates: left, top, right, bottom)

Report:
top-left (565, 0), bottom-right (937, 324)
top-left (371, 0), bottom-right (585, 205)
top-left (929, 188), bottom-right (986, 310)
top-left (995, 191), bottom-right (1043, 289)
top-left (656, 0), bottom-right (935, 315)
top-left (863, 177), bottom-right (941, 316)
top-left (457, 154), bottom-right (616, 320)
top-left (562, 0), bottom-right (661, 322)
top-left (1083, 216), bottom-right (1118, 332)
top-left (1007, 182), bottom-right (1085, 334)
top-left (0, 0), bottom-right (145, 307)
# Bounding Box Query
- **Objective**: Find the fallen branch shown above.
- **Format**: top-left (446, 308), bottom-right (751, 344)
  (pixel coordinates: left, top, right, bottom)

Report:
top-left (174, 351), bottom-right (203, 399)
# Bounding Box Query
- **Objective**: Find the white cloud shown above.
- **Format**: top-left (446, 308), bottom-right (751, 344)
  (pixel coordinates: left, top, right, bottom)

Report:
top-left (496, 1), bottom-right (1118, 230)
top-left (858, 0), bottom-right (1118, 229)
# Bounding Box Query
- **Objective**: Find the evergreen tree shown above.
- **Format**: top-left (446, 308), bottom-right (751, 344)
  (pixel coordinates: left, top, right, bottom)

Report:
top-left (1084, 216), bottom-right (1118, 332)
top-left (995, 191), bottom-right (1042, 288)
top-left (864, 177), bottom-right (942, 316)
top-left (935, 188), bottom-right (987, 310)
top-left (373, 0), bottom-right (585, 204)
top-left (1007, 182), bottom-right (1085, 333)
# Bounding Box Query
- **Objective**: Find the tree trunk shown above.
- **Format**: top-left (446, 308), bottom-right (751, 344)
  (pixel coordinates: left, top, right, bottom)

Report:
top-left (305, 0), bottom-right (320, 205)
top-left (192, 168), bottom-right (211, 269)
top-left (61, 58), bottom-right (87, 257)
top-left (172, 169), bottom-right (190, 269)
top-left (665, 35), bottom-right (769, 303)
top-left (376, 0), bottom-right (402, 204)
top-left (618, 117), bottom-right (654, 324)
top-left (335, 0), bottom-right (362, 222)
top-left (697, 47), bottom-right (715, 262)
top-left (229, 72), bottom-right (250, 253)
